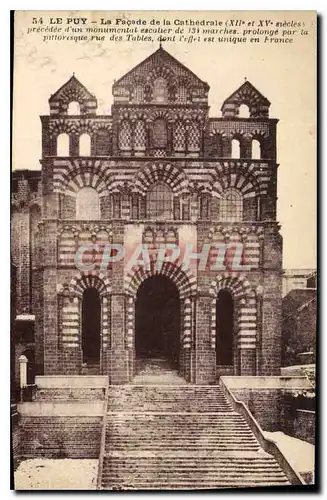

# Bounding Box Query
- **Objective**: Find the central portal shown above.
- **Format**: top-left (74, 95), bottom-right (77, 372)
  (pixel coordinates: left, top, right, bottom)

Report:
top-left (135, 275), bottom-right (181, 372)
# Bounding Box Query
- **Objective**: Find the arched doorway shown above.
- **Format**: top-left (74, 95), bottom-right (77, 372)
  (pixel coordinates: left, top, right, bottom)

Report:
top-left (82, 288), bottom-right (101, 367)
top-left (216, 289), bottom-right (234, 368)
top-left (135, 275), bottom-right (180, 371)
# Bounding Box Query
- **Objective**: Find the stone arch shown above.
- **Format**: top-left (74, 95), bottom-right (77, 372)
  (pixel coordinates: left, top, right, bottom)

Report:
top-left (238, 103), bottom-right (250, 118)
top-left (79, 133), bottom-right (91, 156)
top-left (133, 163), bottom-right (190, 197)
top-left (147, 108), bottom-right (174, 123)
top-left (250, 130), bottom-right (268, 159)
top-left (124, 262), bottom-right (196, 300)
top-left (209, 275), bottom-right (256, 355)
top-left (209, 274), bottom-right (252, 299)
top-left (57, 133), bottom-right (70, 156)
top-left (53, 160), bottom-right (111, 195)
top-left (61, 172), bottom-right (109, 199)
top-left (211, 168), bottom-right (263, 199)
top-left (68, 272), bottom-right (111, 298)
top-left (146, 65), bottom-right (177, 101)
top-left (67, 101), bottom-right (80, 115)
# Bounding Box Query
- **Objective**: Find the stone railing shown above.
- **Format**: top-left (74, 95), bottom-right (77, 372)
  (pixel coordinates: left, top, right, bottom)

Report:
top-left (219, 377), bottom-right (305, 485)
top-left (96, 383), bottom-right (110, 490)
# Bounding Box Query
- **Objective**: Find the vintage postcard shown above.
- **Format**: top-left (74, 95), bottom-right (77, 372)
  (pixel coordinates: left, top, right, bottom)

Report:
top-left (11, 10), bottom-right (316, 490)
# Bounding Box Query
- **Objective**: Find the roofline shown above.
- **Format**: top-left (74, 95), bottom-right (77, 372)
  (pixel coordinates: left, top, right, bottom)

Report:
top-left (49, 75), bottom-right (97, 102)
top-left (221, 80), bottom-right (271, 108)
top-left (113, 46), bottom-right (209, 90)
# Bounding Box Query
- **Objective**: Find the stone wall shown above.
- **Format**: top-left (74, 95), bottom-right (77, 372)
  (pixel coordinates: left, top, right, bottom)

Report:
top-left (19, 416), bottom-right (102, 458)
top-left (11, 414), bottom-right (20, 469)
top-left (231, 388), bottom-right (281, 432)
top-left (222, 376), bottom-right (313, 433)
top-left (293, 410), bottom-right (315, 445)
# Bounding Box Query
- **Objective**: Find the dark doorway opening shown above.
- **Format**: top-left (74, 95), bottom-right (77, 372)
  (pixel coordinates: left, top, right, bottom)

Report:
top-left (135, 275), bottom-right (180, 368)
top-left (216, 289), bottom-right (234, 365)
top-left (82, 288), bottom-right (101, 364)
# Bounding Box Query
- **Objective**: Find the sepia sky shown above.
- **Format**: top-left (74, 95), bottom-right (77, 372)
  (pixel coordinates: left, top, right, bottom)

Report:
top-left (12, 10), bottom-right (316, 269)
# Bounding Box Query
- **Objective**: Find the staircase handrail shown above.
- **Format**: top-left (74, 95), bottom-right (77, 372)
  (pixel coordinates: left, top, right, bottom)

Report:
top-left (96, 380), bottom-right (109, 490)
top-left (219, 378), bottom-right (305, 485)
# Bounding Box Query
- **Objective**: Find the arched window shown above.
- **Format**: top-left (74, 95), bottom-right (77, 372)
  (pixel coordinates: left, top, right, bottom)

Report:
top-left (57, 133), bottom-right (70, 156)
top-left (176, 86), bottom-right (187, 103)
top-left (238, 104), bottom-right (250, 118)
top-left (119, 120), bottom-right (132, 151)
top-left (79, 133), bottom-right (91, 156)
top-left (220, 188), bottom-right (243, 222)
top-left (152, 119), bottom-right (168, 148)
top-left (252, 139), bottom-right (261, 159)
top-left (76, 187), bottom-right (100, 220)
top-left (153, 77), bottom-right (168, 103)
top-left (134, 85), bottom-right (144, 103)
top-left (147, 182), bottom-right (173, 220)
top-left (231, 138), bottom-right (241, 159)
top-left (67, 101), bottom-right (80, 115)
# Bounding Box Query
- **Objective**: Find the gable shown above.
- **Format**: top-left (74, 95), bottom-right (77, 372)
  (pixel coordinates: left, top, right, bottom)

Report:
top-left (221, 80), bottom-right (270, 118)
top-left (49, 75), bottom-right (97, 115)
top-left (112, 46), bottom-right (209, 103)
top-left (50, 75), bottom-right (96, 103)
top-left (222, 81), bottom-right (270, 108)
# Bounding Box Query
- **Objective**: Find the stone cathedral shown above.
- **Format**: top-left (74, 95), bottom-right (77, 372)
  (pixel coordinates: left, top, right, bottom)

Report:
top-left (12, 46), bottom-right (282, 385)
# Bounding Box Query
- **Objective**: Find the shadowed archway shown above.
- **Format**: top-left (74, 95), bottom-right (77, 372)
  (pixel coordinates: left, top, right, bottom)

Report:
top-left (135, 275), bottom-right (181, 370)
top-left (216, 289), bottom-right (234, 366)
top-left (82, 288), bottom-right (101, 365)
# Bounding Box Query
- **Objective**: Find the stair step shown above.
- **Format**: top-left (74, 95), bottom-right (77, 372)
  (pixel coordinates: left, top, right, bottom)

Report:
top-left (100, 383), bottom-right (291, 489)
top-left (102, 480), bottom-right (290, 489)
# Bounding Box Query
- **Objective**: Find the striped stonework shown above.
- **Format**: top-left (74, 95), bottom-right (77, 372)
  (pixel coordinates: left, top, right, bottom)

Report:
top-left (183, 298), bottom-right (192, 349)
top-left (49, 118), bottom-right (112, 138)
top-left (58, 228), bottom-right (76, 266)
top-left (59, 295), bottom-right (80, 348)
top-left (209, 274), bottom-right (255, 350)
top-left (101, 296), bottom-right (111, 350)
top-left (124, 261), bottom-right (197, 300)
top-left (125, 296), bottom-right (135, 349)
top-left (133, 163), bottom-right (190, 197)
top-left (221, 81), bottom-right (270, 118)
top-left (209, 121), bottom-right (270, 138)
top-left (69, 272), bottom-right (111, 298)
top-left (211, 163), bottom-right (270, 199)
top-left (237, 292), bottom-right (257, 350)
top-left (207, 224), bottom-right (265, 271)
top-left (53, 159), bottom-right (112, 195)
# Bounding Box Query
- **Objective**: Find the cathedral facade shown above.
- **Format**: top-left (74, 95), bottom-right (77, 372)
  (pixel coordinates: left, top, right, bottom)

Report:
top-left (12, 46), bottom-right (282, 384)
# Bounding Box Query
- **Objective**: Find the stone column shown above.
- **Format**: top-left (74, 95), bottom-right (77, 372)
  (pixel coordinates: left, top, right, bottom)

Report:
top-left (195, 293), bottom-right (216, 384)
top-left (43, 220), bottom-right (60, 374)
top-left (260, 224), bottom-right (283, 375)
top-left (106, 222), bottom-right (129, 384)
top-left (239, 349), bottom-right (256, 375)
top-left (238, 293), bottom-right (257, 376)
top-left (19, 355), bottom-right (28, 388)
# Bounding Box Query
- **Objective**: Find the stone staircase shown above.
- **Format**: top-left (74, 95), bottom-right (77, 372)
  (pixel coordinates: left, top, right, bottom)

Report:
top-left (99, 385), bottom-right (291, 490)
top-left (81, 360), bottom-right (100, 375)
